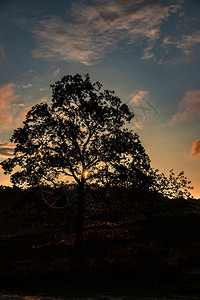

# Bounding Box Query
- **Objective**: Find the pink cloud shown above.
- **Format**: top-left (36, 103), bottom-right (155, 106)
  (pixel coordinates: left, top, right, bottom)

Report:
top-left (0, 83), bottom-right (43, 129)
top-left (190, 140), bottom-right (200, 158)
top-left (130, 90), bottom-right (149, 103)
top-left (170, 90), bottom-right (200, 124)
top-left (0, 83), bottom-right (19, 125)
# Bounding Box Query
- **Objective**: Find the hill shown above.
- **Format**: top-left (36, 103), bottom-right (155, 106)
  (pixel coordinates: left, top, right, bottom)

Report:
top-left (1, 214), bottom-right (200, 298)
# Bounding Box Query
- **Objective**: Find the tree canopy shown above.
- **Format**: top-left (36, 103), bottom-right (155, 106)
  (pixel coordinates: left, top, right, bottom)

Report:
top-left (1, 74), bottom-right (150, 189)
top-left (1, 73), bottom-right (152, 247)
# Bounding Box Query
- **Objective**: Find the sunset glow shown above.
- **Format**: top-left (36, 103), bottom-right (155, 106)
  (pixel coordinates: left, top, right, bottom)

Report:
top-left (84, 171), bottom-right (88, 179)
top-left (0, 0), bottom-right (200, 198)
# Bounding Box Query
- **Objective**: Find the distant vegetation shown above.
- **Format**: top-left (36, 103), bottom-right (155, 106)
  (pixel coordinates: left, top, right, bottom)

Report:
top-left (0, 167), bottom-right (197, 234)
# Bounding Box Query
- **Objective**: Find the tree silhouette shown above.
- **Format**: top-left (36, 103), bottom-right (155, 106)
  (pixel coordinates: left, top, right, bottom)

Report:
top-left (1, 74), bottom-right (150, 247)
top-left (149, 169), bottom-right (193, 199)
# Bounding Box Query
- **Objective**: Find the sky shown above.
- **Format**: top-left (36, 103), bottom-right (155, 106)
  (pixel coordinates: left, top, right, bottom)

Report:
top-left (0, 0), bottom-right (200, 198)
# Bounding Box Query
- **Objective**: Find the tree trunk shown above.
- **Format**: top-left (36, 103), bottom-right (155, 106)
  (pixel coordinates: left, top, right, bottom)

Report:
top-left (74, 178), bottom-right (85, 249)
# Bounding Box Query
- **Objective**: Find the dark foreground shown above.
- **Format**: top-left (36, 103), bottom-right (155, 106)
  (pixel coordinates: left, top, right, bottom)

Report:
top-left (1, 214), bottom-right (200, 299)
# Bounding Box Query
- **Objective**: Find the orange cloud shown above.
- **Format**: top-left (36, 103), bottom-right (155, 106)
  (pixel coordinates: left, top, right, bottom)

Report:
top-left (190, 140), bottom-right (200, 158)
top-left (0, 83), bottom-right (19, 125)
top-left (130, 90), bottom-right (149, 103)
top-left (170, 90), bottom-right (200, 124)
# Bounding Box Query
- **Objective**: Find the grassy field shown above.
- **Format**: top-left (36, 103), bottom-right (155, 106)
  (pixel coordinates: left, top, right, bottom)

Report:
top-left (1, 214), bottom-right (200, 298)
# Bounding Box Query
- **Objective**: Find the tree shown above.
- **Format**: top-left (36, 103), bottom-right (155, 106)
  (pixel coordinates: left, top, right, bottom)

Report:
top-left (149, 168), bottom-right (193, 200)
top-left (1, 74), bottom-right (150, 247)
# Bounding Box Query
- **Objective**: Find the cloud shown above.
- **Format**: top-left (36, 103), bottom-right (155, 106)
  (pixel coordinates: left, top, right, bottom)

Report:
top-left (31, 0), bottom-right (183, 65)
top-left (163, 31), bottom-right (200, 61)
top-left (0, 83), bottom-right (19, 125)
top-left (52, 68), bottom-right (61, 77)
top-left (0, 83), bottom-right (31, 130)
top-left (127, 90), bottom-right (158, 131)
top-left (170, 90), bottom-right (200, 124)
top-left (190, 140), bottom-right (200, 158)
top-left (130, 90), bottom-right (149, 103)
top-left (12, 103), bottom-right (25, 107)
top-left (0, 83), bottom-right (49, 130)
top-left (176, 31), bottom-right (200, 56)
top-left (0, 141), bottom-right (14, 158)
top-left (132, 120), bottom-right (144, 131)
top-left (22, 83), bottom-right (33, 89)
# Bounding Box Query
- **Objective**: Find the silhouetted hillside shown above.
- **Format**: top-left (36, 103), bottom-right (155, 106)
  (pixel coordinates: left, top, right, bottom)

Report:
top-left (1, 214), bottom-right (200, 298)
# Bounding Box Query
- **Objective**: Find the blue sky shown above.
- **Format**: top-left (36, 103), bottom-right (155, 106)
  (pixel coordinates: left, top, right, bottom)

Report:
top-left (0, 0), bottom-right (200, 197)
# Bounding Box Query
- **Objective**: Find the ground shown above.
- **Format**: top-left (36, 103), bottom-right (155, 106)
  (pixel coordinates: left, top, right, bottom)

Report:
top-left (1, 214), bottom-right (200, 298)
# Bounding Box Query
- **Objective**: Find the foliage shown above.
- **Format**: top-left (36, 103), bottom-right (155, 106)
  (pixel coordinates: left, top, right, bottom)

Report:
top-left (1, 73), bottom-right (150, 190)
top-left (149, 169), bottom-right (193, 199)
